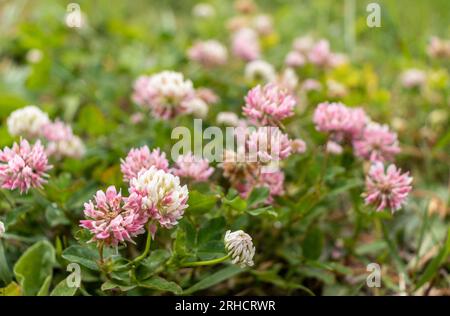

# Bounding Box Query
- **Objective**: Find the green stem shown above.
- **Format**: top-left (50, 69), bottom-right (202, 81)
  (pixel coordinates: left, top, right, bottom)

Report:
top-left (132, 228), bottom-right (152, 264)
top-left (181, 254), bottom-right (231, 267)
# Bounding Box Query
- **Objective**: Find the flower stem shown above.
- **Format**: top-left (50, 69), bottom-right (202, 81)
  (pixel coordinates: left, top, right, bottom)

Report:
top-left (181, 254), bottom-right (231, 268)
top-left (132, 228), bottom-right (152, 264)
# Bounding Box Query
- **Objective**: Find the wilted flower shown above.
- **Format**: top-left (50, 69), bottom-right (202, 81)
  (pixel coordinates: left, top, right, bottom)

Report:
top-left (353, 123), bottom-right (400, 162)
top-left (243, 83), bottom-right (296, 126)
top-left (132, 71), bottom-right (195, 119)
top-left (313, 102), bottom-right (368, 140)
top-left (400, 69), bottom-right (426, 88)
top-left (80, 186), bottom-right (148, 246)
top-left (130, 166), bottom-right (189, 228)
top-left (224, 230), bottom-right (255, 267)
top-left (284, 51), bottom-right (306, 68)
top-left (244, 60), bottom-right (277, 83)
top-left (363, 163), bottom-right (413, 212)
top-left (427, 36), bottom-right (450, 59)
top-left (187, 40), bottom-right (228, 67)
top-left (232, 28), bottom-right (260, 61)
top-left (7, 105), bottom-right (50, 139)
top-left (121, 146), bottom-right (169, 182)
top-left (172, 153), bottom-right (214, 182)
top-left (0, 139), bottom-right (52, 194)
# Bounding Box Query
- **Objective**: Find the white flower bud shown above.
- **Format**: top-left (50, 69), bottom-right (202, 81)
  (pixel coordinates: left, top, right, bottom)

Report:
top-left (224, 230), bottom-right (255, 268)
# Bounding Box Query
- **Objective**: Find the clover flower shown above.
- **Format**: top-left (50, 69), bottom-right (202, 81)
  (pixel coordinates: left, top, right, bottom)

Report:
top-left (0, 139), bottom-right (52, 194)
top-left (7, 105), bottom-right (50, 139)
top-left (216, 112), bottom-right (240, 126)
top-left (224, 230), bottom-right (255, 267)
top-left (244, 60), bottom-right (277, 83)
top-left (195, 88), bottom-right (219, 104)
top-left (132, 71), bottom-right (195, 119)
top-left (41, 120), bottom-right (86, 159)
top-left (363, 163), bottom-right (413, 212)
top-left (308, 39), bottom-right (332, 66)
top-left (247, 127), bottom-right (292, 163)
top-left (291, 138), bottom-right (307, 154)
top-left (121, 146), bottom-right (169, 182)
top-left (183, 97), bottom-right (209, 118)
top-left (293, 35), bottom-right (314, 54)
top-left (400, 69), bottom-right (426, 89)
top-left (172, 153), bottom-right (214, 183)
top-left (232, 28), bottom-right (260, 61)
top-left (278, 68), bottom-right (299, 92)
top-left (187, 40), bottom-right (228, 67)
top-left (353, 123), bottom-right (400, 162)
top-left (427, 36), bottom-right (450, 59)
top-left (252, 14), bottom-right (273, 36)
top-left (313, 102), bottom-right (367, 141)
top-left (243, 83), bottom-right (296, 126)
top-left (130, 166), bottom-right (189, 229)
top-left (284, 51), bottom-right (306, 68)
top-left (80, 186), bottom-right (148, 246)
top-left (301, 79), bottom-right (322, 92)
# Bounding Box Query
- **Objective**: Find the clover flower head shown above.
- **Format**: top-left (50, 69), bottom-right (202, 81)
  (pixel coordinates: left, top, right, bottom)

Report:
top-left (183, 97), bottom-right (209, 118)
top-left (188, 40), bottom-right (228, 67)
top-left (243, 83), bottom-right (296, 126)
top-left (427, 36), bottom-right (450, 59)
top-left (172, 153), bottom-right (214, 183)
top-left (0, 139), bottom-right (52, 194)
top-left (247, 127), bottom-right (292, 162)
top-left (132, 71), bottom-right (195, 119)
top-left (121, 146), bottom-right (169, 182)
top-left (244, 60), bottom-right (276, 83)
top-left (285, 51), bottom-right (306, 68)
top-left (80, 186), bottom-right (148, 246)
top-left (308, 39), bottom-right (332, 66)
top-left (130, 166), bottom-right (189, 229)
top-left (293, 35), bottom-right (314, 54)
top-left (363, 163), bottom-right (413, 213)
top-left (7, 105), bottom-right (50, 139)
top-left (291, 138), bottom-right (307, 154)
top-left (216, 112), bottom-right (240, 126)
top-left (353, 122), bottom-right (400, 162)
top-left (400, 69), bottom-right (426, 89)
top-left (232, 28), bottom-right (260, 61)
top-left (41, 120), bottom-right (73, 142)
top-left (313, 102), bottom-right (368, 140)
top-left (224, 230), bottom-right (255, 268)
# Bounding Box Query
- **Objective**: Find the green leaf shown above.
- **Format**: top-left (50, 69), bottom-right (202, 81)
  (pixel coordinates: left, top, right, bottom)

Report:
top-left (222, 196), bottom-right (247, 212)
top-left (61, 245), bottom-right (100, 271)
top-left (137, 249), bottom-right (171, 280)
top-left (0, 240), bottom-right (12, 285)
top-left (101, 280), bottom-right (136, 292)
top-left (247, 205), bottom-right (278, 217)
top-left (37, 275), bottom-right (52, 296)
top-left (302, 229), bottom-right (324, 260)
top-left (197, 217), bottom-right (226, 247)
top-left (184, 265), bottom-right (244, 295)
top-left (138, 276), bottom-right (182, 294)
top-left (188, 191), bottom-right (218, 214)
top-left (50, 278), bottom-right (78, 296)
top-left (247, 187), bottom-right (270, 207)
top-left (415, 229), bottom-right (450, 291)
top-left (13, 240), bottom-right (55, 296)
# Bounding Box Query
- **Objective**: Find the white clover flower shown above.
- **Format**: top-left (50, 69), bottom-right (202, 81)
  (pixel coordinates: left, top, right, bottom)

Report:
top-left (192, 3), bottom-right (215, 18)
top-left (130, 166), bottom-right (189, 228)
top-left (184, 97), bottom-right (209, 118)
top-left (7, 105), bottom-right (50, 138)
top-left (46, 135), bottom-right (86, 159)
top-left (0, 221), bottom-right (5, 238)
top-left (224, 230), bottom-right (255, 268)
top-left (216, 112), bottom-right (240, 126)
top-left (245, 60), bottom-right (276, 83)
